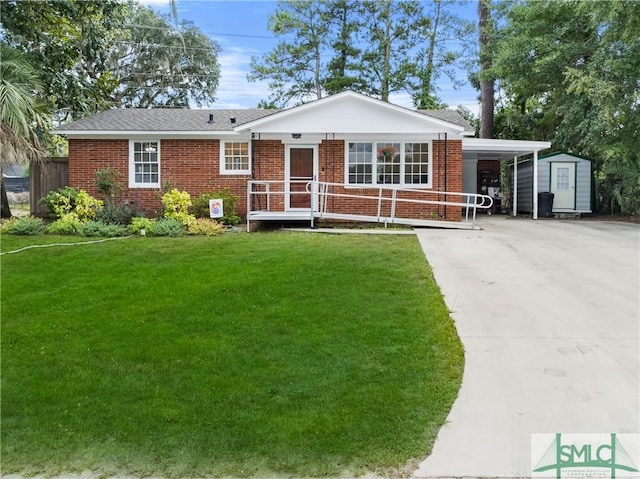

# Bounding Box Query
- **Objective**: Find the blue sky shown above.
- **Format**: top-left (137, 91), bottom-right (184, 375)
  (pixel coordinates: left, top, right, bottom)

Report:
top-left (140, 0), bottom-right (481, 114)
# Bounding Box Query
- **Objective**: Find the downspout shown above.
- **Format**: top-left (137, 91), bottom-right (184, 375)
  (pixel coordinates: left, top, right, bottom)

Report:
top-left (331, 133), bottom-right (336, 212)
top-left (512, 155), bottom-right (518, 216)
top-left (533, 150), bottom-right (539, 219)
top-left (251, 133), bottom-right (261, 210)
top-left (437, 133), bottom-right (443, 218)
top-left (444, 132), bottom-right (448, 219)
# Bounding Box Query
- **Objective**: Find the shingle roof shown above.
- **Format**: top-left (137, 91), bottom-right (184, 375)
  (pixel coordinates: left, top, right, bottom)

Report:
top-left (419, 109), bottom-right (474, 131)
top-left (56, 105), bottom-right (473, 133)
top-left (57, 108), bottom-right (279, 132)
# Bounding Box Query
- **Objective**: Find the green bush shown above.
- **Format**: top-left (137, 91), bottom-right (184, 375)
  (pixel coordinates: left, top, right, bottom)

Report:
top-left (47, 213), bottom-right (83, 235)
top-left (191, 188), bottom-right (240, 225)
top-left (39, 187), bottom-right (79, 218)
top-left (96, 200), bottom-right (143, 225)
top-left (161, 189), bottom-right (196, 227)
top-left (78, 221), bottom-right (128, 237)
top-left (39, 187), bottom-right (102, 221)
top-left (95, 168), bottom-right (124, 200)
top-left (129, 216), bottom-right (154, 235)
top-left (0, 216), bottom-right (47, 235)
top-left (187, 218), bottom-right (225, 236)
top-left (151, 218), bottom-right (185, 237)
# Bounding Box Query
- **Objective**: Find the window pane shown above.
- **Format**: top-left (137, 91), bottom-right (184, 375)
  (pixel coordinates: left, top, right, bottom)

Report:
top-left (132, 141), bottom-right (159, 184)
top-left (404, 142), bottom-right (429, 184)
top-left (223, 142), bottom-right (249, 171)
top-left (557, 167), bottom-right (570, 190)
top-left (376, 143), bottom-right (400, 184)
top-left (348, 143), bottom-right (373, 184)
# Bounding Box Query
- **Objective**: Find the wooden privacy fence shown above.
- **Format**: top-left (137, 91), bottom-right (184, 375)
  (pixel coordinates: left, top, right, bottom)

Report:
top-left (30, 157), bottom-right (68, 216)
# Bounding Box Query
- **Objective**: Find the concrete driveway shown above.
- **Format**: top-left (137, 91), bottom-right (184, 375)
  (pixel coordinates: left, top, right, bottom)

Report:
top-left (413, 217), bottom-right (639, 477)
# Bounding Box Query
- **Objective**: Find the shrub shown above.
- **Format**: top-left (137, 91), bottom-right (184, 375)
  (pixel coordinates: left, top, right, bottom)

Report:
top-left (95, 168), bottom-right (124, 200)
top-left (191, 188), bottom-right (240, 225)
top-left (47, 213), bottom-right (83, 235)
top-left (162, 188), bottom-right (196, 227)
top-left (151, 218), bottom-right (185, 237)
top-left (39, 187), bottom-right (102, 221)
top-left (129, 216), bottom-right (154, 235)
top-left (96, 200), bottom-right (143, 225)
top-left (78, 221), bottom-right (128, 237)
top-left (187, 218), bottom-right (225, 236)
top-left (74, 190), bottom-right (103, 221)
top-left (1, 216), bottom-right (47, 235)
top-left (39, 187), bottom-right (79, 218)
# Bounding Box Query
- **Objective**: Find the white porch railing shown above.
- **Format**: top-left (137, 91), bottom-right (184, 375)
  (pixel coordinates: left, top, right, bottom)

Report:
top-left (247, 180), bottom-right (493, 230)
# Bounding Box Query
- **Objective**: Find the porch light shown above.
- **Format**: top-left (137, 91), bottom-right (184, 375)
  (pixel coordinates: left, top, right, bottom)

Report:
top-left (292, 133), bottom-right (302, 139)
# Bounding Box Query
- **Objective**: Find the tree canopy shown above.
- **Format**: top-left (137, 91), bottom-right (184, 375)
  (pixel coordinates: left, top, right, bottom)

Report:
top-left (490, 0), bottom-right (640, 213)
top-left (249, 0), bottom-right (473, 108)
top-left (1, 0), bottom-right (221, 120)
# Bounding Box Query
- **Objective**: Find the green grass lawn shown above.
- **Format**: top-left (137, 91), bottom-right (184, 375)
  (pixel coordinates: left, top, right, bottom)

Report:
top-left (1, 232), bottom-right (463, 478)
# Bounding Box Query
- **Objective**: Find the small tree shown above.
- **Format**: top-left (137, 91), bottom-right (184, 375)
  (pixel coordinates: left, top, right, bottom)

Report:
top-left (0, 44), bottom-right (50, 218)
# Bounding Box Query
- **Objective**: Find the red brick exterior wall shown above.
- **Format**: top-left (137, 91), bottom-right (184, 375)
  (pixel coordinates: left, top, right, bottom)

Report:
top-left (68, 137), bottom-right (462, 221)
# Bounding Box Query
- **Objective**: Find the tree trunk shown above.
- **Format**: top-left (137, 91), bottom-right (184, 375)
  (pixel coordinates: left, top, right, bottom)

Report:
top-left (478, 0), bottom-right (494, 138)
top-left (1, 180), bottom-right (13, 218)
top-left (381, 3), bottom-right (392, 102)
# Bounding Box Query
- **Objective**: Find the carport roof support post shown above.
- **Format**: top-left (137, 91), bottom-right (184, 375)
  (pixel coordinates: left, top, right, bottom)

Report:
top-left (533, 150), bottom-right (539, 219)
top-left (513, 155), bottom-right (518, 216)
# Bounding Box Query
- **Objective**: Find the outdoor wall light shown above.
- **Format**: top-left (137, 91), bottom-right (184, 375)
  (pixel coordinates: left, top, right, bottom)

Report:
top-left (292, 133), bottom-right (302, 139)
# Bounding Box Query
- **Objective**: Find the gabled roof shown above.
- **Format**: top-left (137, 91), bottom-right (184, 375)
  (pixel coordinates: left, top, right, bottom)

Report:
top-left (539, 151), bottom-right (595, 162)
top-left (234, 91), bottom-right (472, 135)
top-left (55, 91), bottom-right (473, 137)
top-left (55, 108), bottom-right (278, 134)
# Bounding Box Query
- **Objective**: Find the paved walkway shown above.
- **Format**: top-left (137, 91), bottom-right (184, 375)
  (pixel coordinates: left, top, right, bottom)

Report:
top-left (413, 217), bottom-right (639, 477)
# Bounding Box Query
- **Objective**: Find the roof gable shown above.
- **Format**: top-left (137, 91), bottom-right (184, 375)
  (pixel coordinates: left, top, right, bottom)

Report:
top-left (539, 151), bottom-right (595, 163)
top-left (235, 91), bottom-right (467, 135)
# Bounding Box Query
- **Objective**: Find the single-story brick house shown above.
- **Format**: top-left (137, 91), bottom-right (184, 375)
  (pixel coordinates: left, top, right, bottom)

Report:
top-left (55, 91), bottom-right (551, 226)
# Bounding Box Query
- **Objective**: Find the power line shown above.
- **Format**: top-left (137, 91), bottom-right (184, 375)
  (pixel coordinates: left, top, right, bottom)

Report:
top-left (124, 23), bottom-right (280, 40)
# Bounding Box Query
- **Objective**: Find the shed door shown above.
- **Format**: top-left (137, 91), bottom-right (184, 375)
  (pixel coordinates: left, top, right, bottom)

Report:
top-left (287, 148), bottom-right (314, 210)
top-left (550, 162), bottom-right (576, 211)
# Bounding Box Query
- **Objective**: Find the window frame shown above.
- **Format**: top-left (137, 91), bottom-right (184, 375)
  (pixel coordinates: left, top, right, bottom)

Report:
top-left (220, 140), bottom-right (251, 175)
top-left (129, 140), bottom-right (160, 188)
top-left (345, 140), bottom-right (432, 188)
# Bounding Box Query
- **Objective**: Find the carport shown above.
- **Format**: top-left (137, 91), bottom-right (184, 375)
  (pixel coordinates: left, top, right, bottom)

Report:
top-left (461, 138), bottom-right (551, 219)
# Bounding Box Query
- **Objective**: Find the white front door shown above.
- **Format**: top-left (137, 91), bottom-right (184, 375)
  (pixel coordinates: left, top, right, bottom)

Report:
top-left (550, 162), bottom-right (576, 211)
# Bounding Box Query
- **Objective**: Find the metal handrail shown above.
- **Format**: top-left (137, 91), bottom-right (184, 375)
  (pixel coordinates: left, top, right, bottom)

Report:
top-left (247, 180), bottom-right (493, 229)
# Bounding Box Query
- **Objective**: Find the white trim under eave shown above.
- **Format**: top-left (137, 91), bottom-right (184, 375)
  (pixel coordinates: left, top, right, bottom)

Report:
top-left (462, 138), bottom-right (551, 153)
top-left (55, 131), bottom-right (244, 138)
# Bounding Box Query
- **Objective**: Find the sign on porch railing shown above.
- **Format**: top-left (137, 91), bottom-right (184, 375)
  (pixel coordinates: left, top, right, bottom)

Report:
top-left (209, 199), bottom-right (223, 218)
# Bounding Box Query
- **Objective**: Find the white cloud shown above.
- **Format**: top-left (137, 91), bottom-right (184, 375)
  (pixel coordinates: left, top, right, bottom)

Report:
top-left (214, 46), bottom-right (271, 109)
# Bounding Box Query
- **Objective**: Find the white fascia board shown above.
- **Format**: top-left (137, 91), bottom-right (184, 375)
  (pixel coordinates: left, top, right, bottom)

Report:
top-left (462, 138), bottom-right (551, 153)
top-left (57, 130), bottom-right (243, 139)
top-left (234, 90), bottom-right (465, 134)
